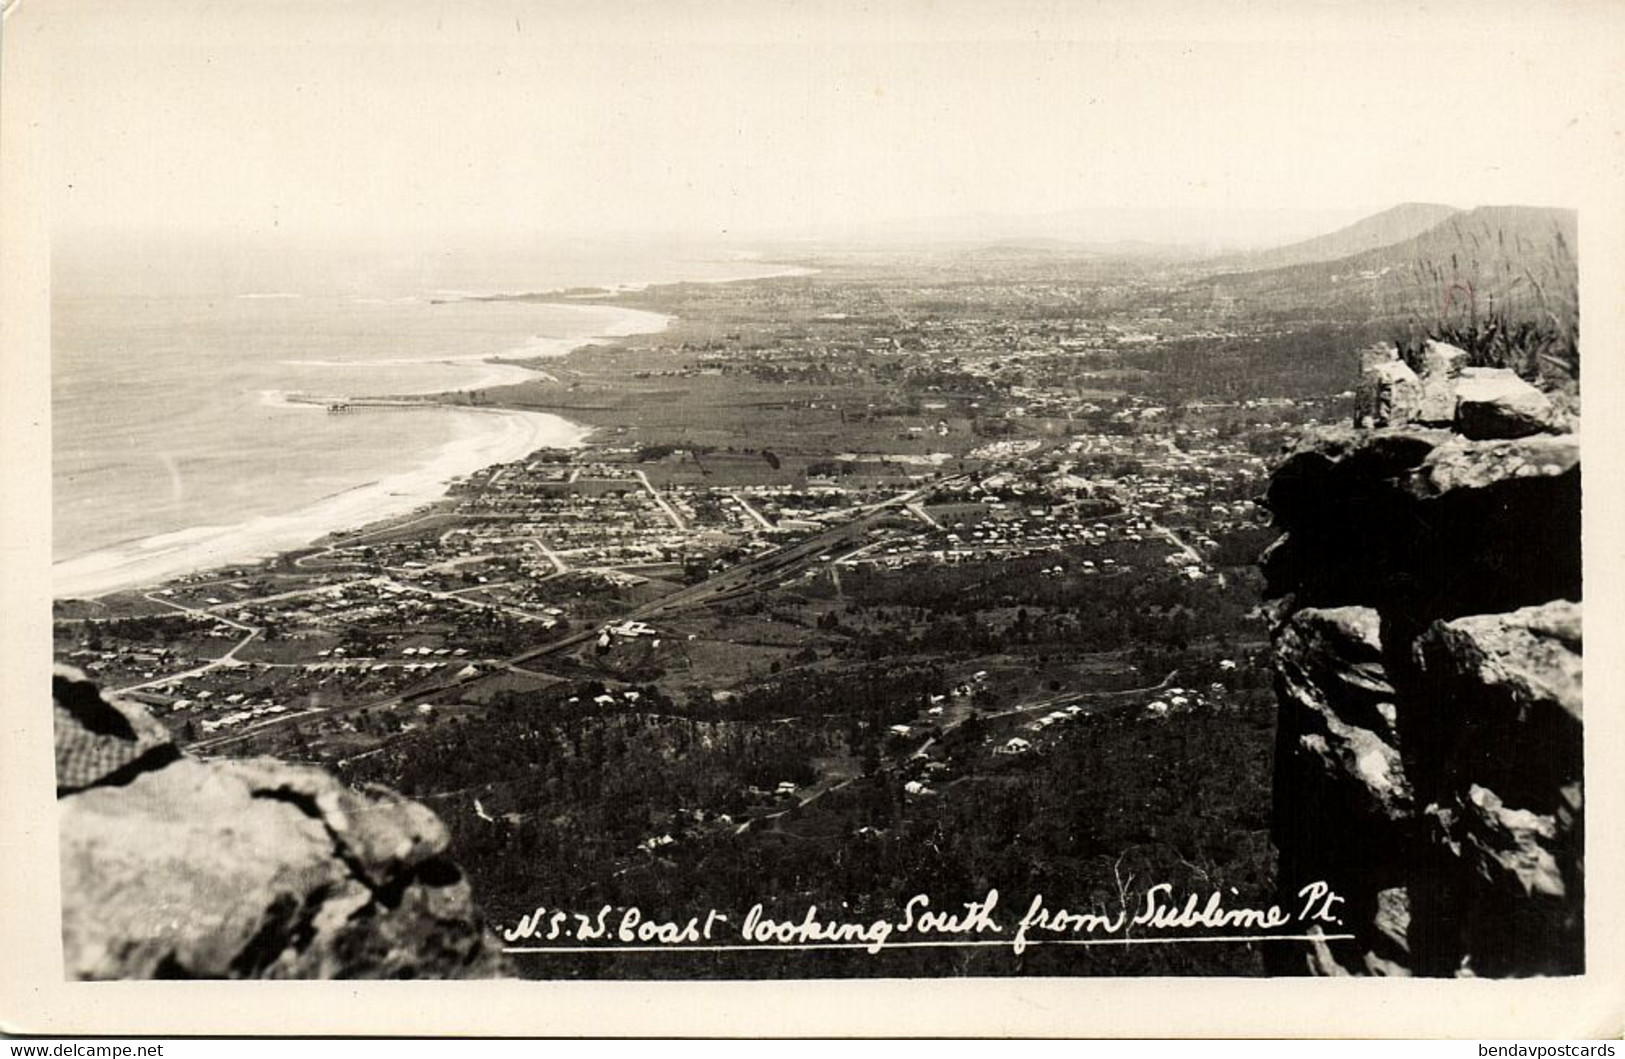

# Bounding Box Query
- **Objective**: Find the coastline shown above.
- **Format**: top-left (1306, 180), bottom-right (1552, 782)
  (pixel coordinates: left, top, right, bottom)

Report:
top-left (52, 263), bottom-right (810, 601)
top-left (52, 406), bottom-right (591, 600)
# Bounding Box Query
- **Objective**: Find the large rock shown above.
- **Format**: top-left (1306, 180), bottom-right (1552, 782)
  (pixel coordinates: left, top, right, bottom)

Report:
top-left (1416, 340), bottom-right (1469, 424)
top-left (1453, 367), bottom-right (1559, 440)
top-left (1263, 427), bottom-right (1580, 621)
top-left (54, 665), bottom-right (178, 794)
top-left (1424, 778), bottom-right (1582, 978)
top-left (55, 670), bottom-right (509, 980)
top-left (1350, 338), bottom-right (1565, 439)
top-left (1272, 606), bottom-right (1409, 821)
top-left (1445, 783), bottom-right (1566, 899)
top-left (1264, 425), bottom-right (1450, 539)
top-left (1263, 396), bottom-right (1583, 978)
top-left (1403, 433), bottom-right (1579, 499)
top-left (1414, 601), bottom-right (1582, 728)
top-left (1407, 601), bottom-right (1583, 976)
top-left (1354, 346), bottom-right (1423, 428)
top-left (1269, 606), bottom-right (1414, 977)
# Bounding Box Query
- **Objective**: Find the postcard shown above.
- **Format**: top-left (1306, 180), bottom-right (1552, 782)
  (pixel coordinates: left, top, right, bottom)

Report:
top-left (2, 0), bottom-right (1621, 1039)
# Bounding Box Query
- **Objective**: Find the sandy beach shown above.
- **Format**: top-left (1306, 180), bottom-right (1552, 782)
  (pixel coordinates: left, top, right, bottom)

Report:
top-left (53, 300), bottom-right (674, 600)
top-left (52, 407), bottom-right (591, 600)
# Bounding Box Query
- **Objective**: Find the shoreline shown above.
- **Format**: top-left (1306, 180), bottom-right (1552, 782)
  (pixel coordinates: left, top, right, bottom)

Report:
top-left (52, 263), bottom-right (810, 601)
top-left (445, 262), bottom-right (817, 303)
top-left (51, 406), bottom-right (592, 600)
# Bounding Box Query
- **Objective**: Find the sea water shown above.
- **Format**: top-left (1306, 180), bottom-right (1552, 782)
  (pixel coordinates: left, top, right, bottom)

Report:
top-left (51, 253), bottom-right (800, 598)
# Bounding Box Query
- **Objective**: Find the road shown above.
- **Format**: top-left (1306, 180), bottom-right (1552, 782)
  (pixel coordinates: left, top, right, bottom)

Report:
top-left (734, 776), bottom-right (858, 835)
top-left (112, 594), bottom-right (263, 695)
top-left (727, 492), bottom-right (776, 532)
top-left (292, 511), bottom-right (450, 569)
top-left (634, 469), bottom-right (688, 530)
top-left (1088, 477), bottom-right (1203, 569)
top-left (190, 474), bottom-right (966, 753)
top-left (1157, 525), bottom-right (1203, 566)
top-left (905, 501), bottom-right (942, 529)
top-left (907, 669), bottom-right (1181, 760)
top-left (739, 668), bottom-right (1182, 835)
top-left (381, 576), bottom-right (559, 625)
top-left (534, 535), bottom-right (570, 574)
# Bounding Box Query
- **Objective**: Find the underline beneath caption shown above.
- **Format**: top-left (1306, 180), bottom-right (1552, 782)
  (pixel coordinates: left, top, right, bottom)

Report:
top-left (504, 933), bottom-right (1356, 954)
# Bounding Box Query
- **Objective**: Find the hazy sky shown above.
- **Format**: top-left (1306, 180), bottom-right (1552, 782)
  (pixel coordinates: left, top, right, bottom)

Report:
top-left (32, 0), bottom-right (1620, 250)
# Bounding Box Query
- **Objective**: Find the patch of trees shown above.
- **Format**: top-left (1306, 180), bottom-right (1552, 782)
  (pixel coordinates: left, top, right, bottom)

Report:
top-left (835, 560), bottom-right (1258, 656)
top-left (479, 690), bottom-right (1279, 981)
top-left (1118, 322), bottom-right (1375, 402)
top-left (678, 662), bottom-right (946, 724)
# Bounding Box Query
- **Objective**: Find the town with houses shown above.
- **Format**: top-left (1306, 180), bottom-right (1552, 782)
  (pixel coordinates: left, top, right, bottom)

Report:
top-left (55, 250), bottom-right (1356, 977)
top-left (58, 417), bottom-right (1287, 748)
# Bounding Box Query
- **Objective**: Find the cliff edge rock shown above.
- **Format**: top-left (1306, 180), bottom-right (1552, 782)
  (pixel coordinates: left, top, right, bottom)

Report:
top-left (1263, 342), bottom-right (1581, 977)
top-left (54, 666), bottom-right (510, 979)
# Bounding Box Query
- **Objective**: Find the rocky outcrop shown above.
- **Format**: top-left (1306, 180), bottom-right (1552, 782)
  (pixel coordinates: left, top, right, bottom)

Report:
top-left (1353, 345), bottom-right (1422, 428)
top-left (1415, 339), bottom-right (1468, 424)
top-left (1352, 339), bottom-right (1565, 439)
top-left (1453, 368), bottom-right (1561, 440)
top-left (1263, 360), bottom-right (1581, 977)
top-left (54, 666), bottom-right (509, 979)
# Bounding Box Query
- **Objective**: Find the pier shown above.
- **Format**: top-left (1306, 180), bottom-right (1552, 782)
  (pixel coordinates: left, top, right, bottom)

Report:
top-left (282, 394), bottom-right (443, 414)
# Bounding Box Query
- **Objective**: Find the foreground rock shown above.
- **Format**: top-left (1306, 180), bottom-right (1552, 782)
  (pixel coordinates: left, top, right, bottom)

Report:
top-left (1350, 339), bottom-right (1568, 440)
top-left (1263, 367), bottom-right (1581, 976)
top-left (1416, 339), bottom-right (1468, 424)
top-left (1353, 345), bottom-right (1422, 428)
top-left (55, 667), bottom-right (509, 979)
top-left (1453, 368), bottom-right (1559, 440)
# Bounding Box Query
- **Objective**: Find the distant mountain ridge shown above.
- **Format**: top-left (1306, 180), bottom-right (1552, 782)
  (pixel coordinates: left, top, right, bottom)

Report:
top-left (1185, 204), bottom-right (1578, 331)
top-left (1210, 202), bottom-right (1462, 273)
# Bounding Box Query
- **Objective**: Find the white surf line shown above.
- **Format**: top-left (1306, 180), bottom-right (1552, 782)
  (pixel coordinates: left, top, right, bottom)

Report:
top-left (504, 933), bottom-right (1357, 955)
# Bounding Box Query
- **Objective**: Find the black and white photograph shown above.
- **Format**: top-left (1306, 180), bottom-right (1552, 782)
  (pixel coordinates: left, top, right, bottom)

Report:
top-left (2, 0), bottom-right (1620, 1039)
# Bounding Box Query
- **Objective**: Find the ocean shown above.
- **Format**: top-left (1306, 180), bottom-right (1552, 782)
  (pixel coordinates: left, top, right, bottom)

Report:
top-left (51, 252), bottom-right (802, 599)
